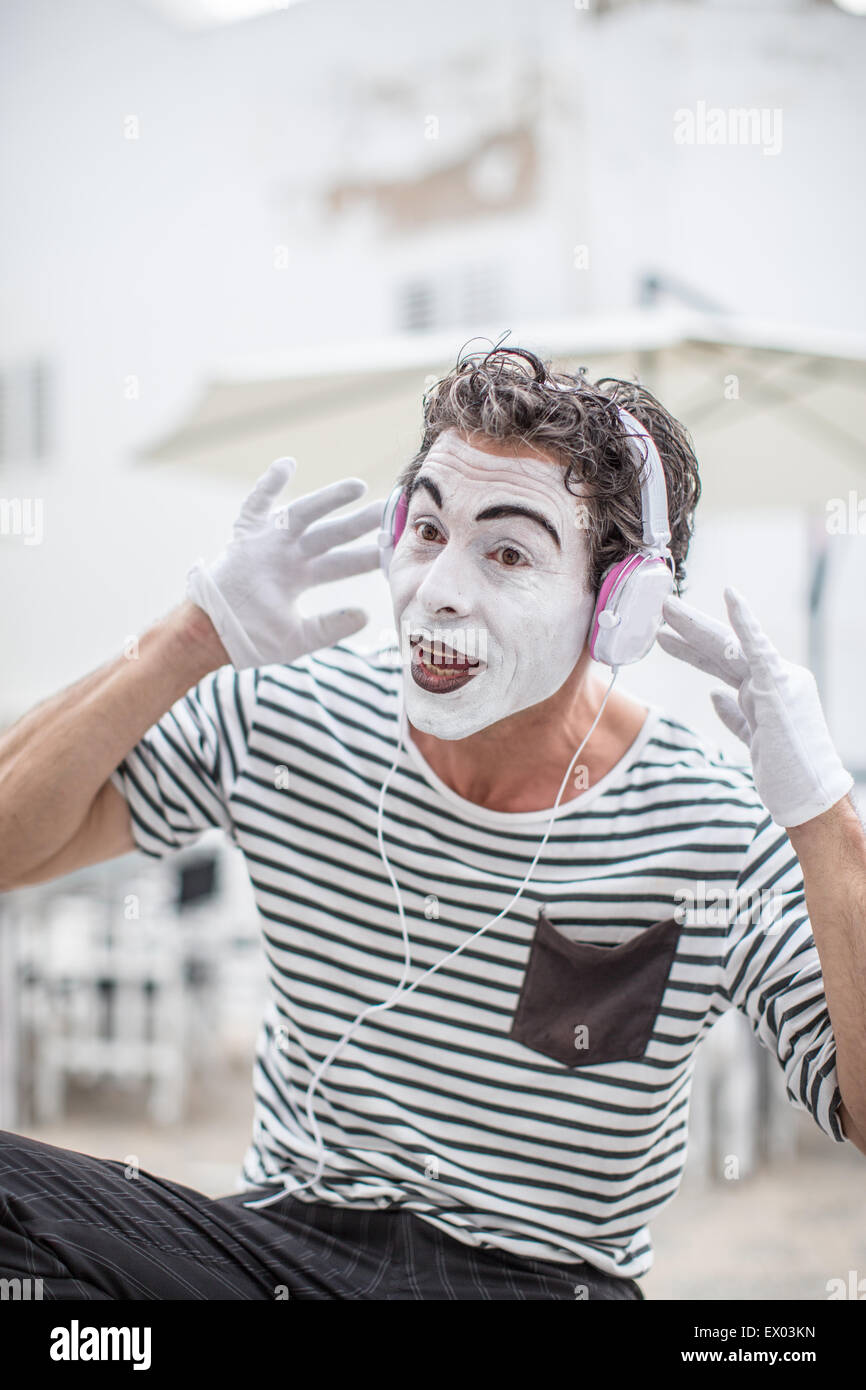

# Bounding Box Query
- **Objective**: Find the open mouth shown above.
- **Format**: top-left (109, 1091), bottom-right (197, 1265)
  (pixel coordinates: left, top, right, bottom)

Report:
top-left (410, 636), bottom-right (485, 694)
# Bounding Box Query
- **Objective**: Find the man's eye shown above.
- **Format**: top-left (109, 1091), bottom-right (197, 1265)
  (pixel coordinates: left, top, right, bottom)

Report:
top-left (498, 546), bottom-right (523, 567)
top-left (416, 521), bottom-right (441, 542)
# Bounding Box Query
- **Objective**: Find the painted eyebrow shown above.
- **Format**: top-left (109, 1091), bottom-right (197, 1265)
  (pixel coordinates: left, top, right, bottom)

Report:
top-left (407, 475), bottom-right (561, 549)
top-left (407, 474), bottom-right (443, 508)
top-left (474, 504), bottom-right (561, 550)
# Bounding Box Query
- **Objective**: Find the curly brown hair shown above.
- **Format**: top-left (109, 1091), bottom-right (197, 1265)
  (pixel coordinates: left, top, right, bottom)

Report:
top-left (397, 342), bottom-right (701, 596)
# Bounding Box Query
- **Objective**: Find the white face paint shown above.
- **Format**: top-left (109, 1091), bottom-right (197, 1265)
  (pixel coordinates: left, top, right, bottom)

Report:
top-left (389, 428), bottom-right (596, 740)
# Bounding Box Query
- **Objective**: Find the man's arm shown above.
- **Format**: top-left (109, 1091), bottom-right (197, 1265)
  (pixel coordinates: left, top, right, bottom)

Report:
top-left (0, 601), bottom-right (227, 892)
top-left (787, 797), bottom-right (866, 1155)
top-left (658, 587), bottom-right (864, 1149)
top-left (0, 464), bottom-right (383, 892)
top-left (838, 1101), bottom-right (866, 1155)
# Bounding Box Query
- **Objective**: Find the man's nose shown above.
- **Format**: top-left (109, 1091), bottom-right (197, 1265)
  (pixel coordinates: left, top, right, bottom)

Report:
top-left (415, 541), bottom-right (473, 618)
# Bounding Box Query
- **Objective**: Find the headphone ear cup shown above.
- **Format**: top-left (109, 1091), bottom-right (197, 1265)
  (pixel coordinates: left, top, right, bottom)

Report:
top-left (588, 585), bottom-right (607, 661)
top-left (379, 485), bottom-right (408, 577)
top-left (590, 556), bottom-right (673, 666)
top-left (589, 557), bottom-right (635, 665)
top-left (393, 491), bottom-right (408, 548)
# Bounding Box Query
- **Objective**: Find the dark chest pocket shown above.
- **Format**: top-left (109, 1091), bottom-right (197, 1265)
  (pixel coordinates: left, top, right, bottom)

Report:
top-left (508, 908), bottom-right (682, 1068)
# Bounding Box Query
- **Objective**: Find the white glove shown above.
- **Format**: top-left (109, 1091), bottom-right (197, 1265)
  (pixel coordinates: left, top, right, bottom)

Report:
top-left (657, 586), bottom-right (854, 828)
top-left (185, 457), bottom-right (384, 670)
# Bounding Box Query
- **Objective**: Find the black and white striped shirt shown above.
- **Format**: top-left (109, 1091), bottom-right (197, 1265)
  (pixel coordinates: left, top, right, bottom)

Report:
top-left (109, 643), bottom-right (845, 1280)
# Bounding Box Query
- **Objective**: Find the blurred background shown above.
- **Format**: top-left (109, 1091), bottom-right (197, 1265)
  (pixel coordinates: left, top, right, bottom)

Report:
top-left (1, 0), bottom-right (865, 1299)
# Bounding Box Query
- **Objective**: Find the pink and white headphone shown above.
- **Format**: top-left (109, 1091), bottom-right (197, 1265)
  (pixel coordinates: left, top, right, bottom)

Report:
top-left (377, 405), bottom-right (674, 668)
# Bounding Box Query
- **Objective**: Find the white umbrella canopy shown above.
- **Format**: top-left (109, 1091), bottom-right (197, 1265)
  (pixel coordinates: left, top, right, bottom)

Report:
top-left (138, 312), bottom-right (866, 516)
top-left (142, 366), bottom-right (448, 499)
top-left (644, 337), bottom-right (866, 514)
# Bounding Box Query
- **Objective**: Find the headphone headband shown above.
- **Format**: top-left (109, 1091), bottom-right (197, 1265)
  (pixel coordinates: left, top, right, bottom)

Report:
top-left (614, 406), bottom-right (672, 562)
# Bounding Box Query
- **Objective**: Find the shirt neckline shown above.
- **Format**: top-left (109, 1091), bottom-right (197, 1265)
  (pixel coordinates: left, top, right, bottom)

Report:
top-left (396, 682), bottom-right (662, 827)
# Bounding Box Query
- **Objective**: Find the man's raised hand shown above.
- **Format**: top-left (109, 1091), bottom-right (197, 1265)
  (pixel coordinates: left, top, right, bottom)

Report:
top-left (657, 587), bottom-right (853, 828)
top-left (185, 457), bottom-right (384, 670)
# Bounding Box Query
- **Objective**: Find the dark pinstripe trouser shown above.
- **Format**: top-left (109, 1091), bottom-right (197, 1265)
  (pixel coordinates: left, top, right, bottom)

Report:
top-left (0, 1131), bottom-right (644, 1301)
